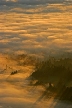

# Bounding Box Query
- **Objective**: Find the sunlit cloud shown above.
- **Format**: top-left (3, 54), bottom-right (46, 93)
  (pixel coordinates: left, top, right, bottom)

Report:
top-left (0, 1), bottom-right (72, 56)
top-left (0, 1), bottom-right (72, 108)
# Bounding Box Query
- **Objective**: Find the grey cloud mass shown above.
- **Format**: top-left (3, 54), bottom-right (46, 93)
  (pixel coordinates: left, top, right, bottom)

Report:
top-left (0, 0), bottom-right (70, 6)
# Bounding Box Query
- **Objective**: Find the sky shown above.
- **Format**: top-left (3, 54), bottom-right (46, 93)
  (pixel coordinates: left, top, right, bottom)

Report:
top-left (0, 0), bottom-right (72, 57)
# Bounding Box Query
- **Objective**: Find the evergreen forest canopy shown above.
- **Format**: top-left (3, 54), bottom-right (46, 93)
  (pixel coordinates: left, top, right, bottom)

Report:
top-left (29, 57), bottom-right (72, 101)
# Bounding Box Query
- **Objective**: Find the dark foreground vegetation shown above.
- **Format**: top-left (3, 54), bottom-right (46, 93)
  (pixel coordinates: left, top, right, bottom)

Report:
top-left (10, 70), bottom-right (18, 75)
top-left (30, 57), bottom-right (72, 102)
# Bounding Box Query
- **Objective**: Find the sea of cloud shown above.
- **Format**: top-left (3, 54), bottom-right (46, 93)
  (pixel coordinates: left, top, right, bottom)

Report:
top-left (0, 0), bottom-right (72, 57)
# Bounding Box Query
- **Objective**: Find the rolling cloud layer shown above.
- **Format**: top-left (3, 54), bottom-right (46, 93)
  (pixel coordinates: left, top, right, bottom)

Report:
top-left (0, 0), bottom-right (72, 57)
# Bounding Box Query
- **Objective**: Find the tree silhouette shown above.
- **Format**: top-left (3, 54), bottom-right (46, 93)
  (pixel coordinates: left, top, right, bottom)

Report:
top-left (30, 57), bottom-right (72, 101)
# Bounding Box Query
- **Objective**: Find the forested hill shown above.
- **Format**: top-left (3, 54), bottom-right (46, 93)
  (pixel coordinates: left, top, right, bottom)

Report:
top-left (29, 57), bottom-right (72, 101)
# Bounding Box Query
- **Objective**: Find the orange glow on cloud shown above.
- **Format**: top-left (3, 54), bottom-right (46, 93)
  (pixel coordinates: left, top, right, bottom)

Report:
top-left (0, 3), bottom-right (72, 55)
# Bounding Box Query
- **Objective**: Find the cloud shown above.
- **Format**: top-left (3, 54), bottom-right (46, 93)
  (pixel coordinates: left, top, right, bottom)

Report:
top-left (0, 0), bottom-right (72, 56)
top-left (17, 0), bottom-right (66, 5)
top-left (0, 0), bottom-right (70, 6)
